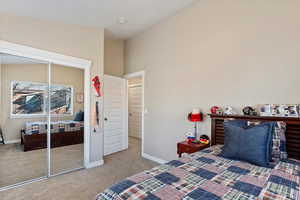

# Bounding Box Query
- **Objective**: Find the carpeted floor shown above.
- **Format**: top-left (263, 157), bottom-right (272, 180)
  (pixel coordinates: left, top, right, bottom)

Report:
top-left (0, 142), bottom-right (84, 187)
top-left (1, 137), bottom-right (158, 200)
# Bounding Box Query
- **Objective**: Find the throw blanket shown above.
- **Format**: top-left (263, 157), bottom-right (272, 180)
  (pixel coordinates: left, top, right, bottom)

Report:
top-left (96, 145), bottom-right (300, 200)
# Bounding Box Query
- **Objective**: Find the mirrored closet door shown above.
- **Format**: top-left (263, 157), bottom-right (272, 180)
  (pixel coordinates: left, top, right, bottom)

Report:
top-left (0, 53), bottom-right (85, 190)
top-left (50, 64), bottom-right (84, 175)
top-left (0, 54), bottom-right (48, 188)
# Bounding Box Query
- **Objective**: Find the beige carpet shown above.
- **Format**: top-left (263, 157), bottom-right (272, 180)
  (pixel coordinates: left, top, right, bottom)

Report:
top-left (1, 137), bottom-right (158, 200)
top-left (0, 143), bottom-right (84, 187)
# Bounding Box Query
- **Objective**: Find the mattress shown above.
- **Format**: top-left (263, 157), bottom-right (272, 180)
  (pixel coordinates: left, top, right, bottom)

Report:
top-left (24, 120), bottom-right (84, 135)
top-left (96, 145), bottom-right (300, 200)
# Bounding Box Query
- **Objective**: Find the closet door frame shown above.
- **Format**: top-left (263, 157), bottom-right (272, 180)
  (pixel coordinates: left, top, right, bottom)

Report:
top-left (0, 40), bottom-right (92, 190)
top-left (124, 71), bottom-right (145, 155)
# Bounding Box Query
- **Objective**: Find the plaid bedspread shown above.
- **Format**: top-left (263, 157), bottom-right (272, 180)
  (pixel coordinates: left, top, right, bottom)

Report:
top-left (96, 145), bottom-right (300, 200)
top-left (25, 120), bottom-right (84, 135)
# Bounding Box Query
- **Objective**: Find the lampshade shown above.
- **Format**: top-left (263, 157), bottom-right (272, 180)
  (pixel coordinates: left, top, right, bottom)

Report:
top-left (192, 108), bottom-right (200, 115)
top-left (188, 112), bottom-right (203, 122)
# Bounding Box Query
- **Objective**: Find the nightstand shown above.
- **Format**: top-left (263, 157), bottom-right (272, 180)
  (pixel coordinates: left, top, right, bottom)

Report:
top-left (177, 141), bottom-right (209, 158)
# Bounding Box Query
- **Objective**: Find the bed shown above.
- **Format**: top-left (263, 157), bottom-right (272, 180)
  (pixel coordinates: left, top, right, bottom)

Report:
top-left (21, 120), bottom-right (84, 151)
top-left (96, 115), bottom-right (300, 200)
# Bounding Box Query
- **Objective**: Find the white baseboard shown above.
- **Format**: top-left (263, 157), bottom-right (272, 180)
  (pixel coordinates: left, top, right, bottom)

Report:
top-left (86, 160), bottom-right (104, 169)
top-left (142, 153), bottom-right (167, 164)
top-left (5, 139), bottom-right (21, 144)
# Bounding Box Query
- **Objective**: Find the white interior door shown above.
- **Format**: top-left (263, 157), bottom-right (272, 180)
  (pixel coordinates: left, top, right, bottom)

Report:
top-left (128, 85), bottom-right (142, 139)
top-left (103, 75), bottom-right (128, 156)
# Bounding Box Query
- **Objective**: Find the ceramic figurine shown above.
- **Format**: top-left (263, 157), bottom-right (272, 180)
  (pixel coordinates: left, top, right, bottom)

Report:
top-left (242, 106), bottom-right (258, 116)
top-left (224, 106), bottom-right (236, 115)
top-left (210, 106), bottom-right (223, 115)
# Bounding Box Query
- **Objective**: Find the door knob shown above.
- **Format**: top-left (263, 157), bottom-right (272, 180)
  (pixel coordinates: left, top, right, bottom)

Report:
top-left (104, 117), bottom-right (108, 121)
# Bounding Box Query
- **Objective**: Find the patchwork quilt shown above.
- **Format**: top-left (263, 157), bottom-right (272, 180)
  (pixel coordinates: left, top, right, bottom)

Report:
top-left (25, 120), bottom-right (84, 135)
top-left (96, 145), bottom-right (300, 200)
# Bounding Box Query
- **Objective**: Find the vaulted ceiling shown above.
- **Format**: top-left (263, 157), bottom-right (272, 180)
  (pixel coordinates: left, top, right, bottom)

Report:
top-left (0, 0), bottom-right (196, 38)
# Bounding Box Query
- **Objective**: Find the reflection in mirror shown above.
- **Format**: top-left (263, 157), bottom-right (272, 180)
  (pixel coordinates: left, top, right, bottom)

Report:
top-left (50, 85), bottom-right (73, 115)
top-left (0, 53), bottom-right (48, 188)
top-left (12, 81), bottom-right (47, 116)
top-left (50, 64), bottom-right (84, 175)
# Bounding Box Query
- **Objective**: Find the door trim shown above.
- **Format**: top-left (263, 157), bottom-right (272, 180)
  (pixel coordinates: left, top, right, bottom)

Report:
top-left (124, 71), bottom-right (145, 155)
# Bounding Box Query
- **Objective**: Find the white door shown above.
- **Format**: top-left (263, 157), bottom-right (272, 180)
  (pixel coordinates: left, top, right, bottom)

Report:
top-left (128, 85), bottom-right (142, 139)
top-left (103, 75), bottom-right (128, 156)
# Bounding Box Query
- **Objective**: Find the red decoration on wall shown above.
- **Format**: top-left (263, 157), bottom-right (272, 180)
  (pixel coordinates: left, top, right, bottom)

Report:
top-left (92, 76), bottom-right (102, 97)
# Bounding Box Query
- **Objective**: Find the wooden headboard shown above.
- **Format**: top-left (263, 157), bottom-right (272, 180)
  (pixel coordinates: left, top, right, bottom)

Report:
top-left (210, 114), bottom-right (300, 160)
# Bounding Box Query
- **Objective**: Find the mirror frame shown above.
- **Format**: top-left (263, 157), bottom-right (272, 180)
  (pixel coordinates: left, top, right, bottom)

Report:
top-left (0, 40), bottom-right (92, 190)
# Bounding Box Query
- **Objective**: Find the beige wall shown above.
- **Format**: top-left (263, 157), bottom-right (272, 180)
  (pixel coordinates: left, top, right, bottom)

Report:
top-left (0, 14), bottom-right (104, 162)
top-left (104, 39), bottom-right (124, 77)
top-left (1, 64), bottom-right (84, 141)
top-left (125, 1), bottom-right (300, 161)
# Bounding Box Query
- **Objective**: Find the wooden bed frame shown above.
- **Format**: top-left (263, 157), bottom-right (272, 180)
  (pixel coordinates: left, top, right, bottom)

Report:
top-left (210, 114), bottom-right (300, 160)
top-left (21, 130), bottom-right (84, 152)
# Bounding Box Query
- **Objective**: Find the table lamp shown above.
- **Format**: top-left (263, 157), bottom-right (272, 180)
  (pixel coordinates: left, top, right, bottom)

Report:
top-left (188, 108), bottom-right (203, 139)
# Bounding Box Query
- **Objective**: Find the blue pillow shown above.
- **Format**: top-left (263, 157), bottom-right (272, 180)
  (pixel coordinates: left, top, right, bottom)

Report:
top-left (220, 121), bottom-right (274, 168)
top-left (253, 121), bottom-right (277, 162)
top-left (74, 111), bottom-right (84, 121)
top-left (224, 119), bottom-right (248, 128)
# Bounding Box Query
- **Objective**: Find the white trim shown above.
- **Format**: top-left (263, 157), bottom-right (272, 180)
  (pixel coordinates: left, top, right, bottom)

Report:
top-left (50, 167), bottom-right (84, 177)
top-left (0, 40), bottom-right (91, 69)
top-left (47, 62), bottom-right (51, 177)
top-left (84, 66), bottom-right (91, 168)
top-left (142, 153), bottom-right (167, 164)
top-left (0, 40), bottom-right (92, 188)
top-left (124, 71), bottom-right (145, 155)
top-left (5, 139), bottom-right (21, 144)
top-left (0, 176), bottom-right (47, 192)
top-left (124, 71), bottom-right (145, 79)
top-left (125, 79), bottom-right (129, 150)
top-left (85, 160), bottom-right (104, 169)
top-left (128, 83), bottom-right (142, 88)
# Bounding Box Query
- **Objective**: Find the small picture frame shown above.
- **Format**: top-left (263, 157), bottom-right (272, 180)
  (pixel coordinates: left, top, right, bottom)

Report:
top-left (271, 104), bottom-right (281, 116)
top-left (259, 104), bottom-right (299, 117)
top-left (259, 104), bottom-right (272, 116)
top-left (282, 104), bottom-right (299, 117)
top-left (76, 93), bottom-right (84, 104)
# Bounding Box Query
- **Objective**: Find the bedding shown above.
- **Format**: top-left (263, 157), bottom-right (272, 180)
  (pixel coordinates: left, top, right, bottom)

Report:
top-left (224, 119), bottom-right (288, 166)
top-left (221, 121), bottom-right (274, 167)
top-left (24, 120), bottom-right (84, 135)
top-left (248, 121), bottom-right (288, 164)
top-left (272, 122), bottom-right (288, 161)
top-left (96, 145), bottom-right (300, 200)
